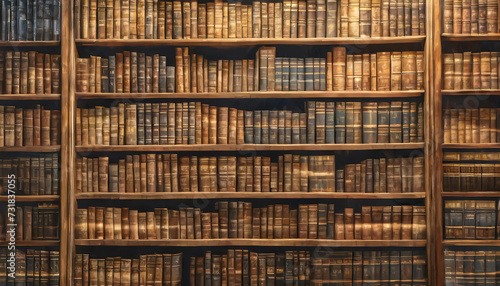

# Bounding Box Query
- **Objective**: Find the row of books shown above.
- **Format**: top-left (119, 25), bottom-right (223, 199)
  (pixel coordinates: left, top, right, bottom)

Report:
top-left (74, 203), bottom-right (427, 240)
top-left (0, 105), bottom-right (60, 147)
top-left (444, 250), bottom-right (500, 285)
top-left (75, 154), bottom-right (424, 193)
top-left (443, 162), bottom-right (500, 192)
top-left (0, 154), bottom-right (60, 195)
top-left (0, 204), bottom-right (60, 241)
top-left (73, 253), bottom-right (182, 286)
top-left (0, 0), bottom-right (61, 41)
top-left (444, 151), bottom-right (500, 162)
top-left (0, 51), bottom-right (61, 94)
top-left (443, 52), bottom-right (500, 90)
top-left (75, 0), bottom-right (426, 40)
top-left (443, 108), bottom-right (500, 144)
top-left (444, 200), bottom-right (496, 239)
top-left (191, 250), bottom-right (427, 285)
top-left (0, 249), bottom-right (60, 286)
top-left (76, 47), bottom-right (425, 93)
top-left (442, 0), bottom-right (498, 35)
top-left (75, 101), bottom-right (424, 146)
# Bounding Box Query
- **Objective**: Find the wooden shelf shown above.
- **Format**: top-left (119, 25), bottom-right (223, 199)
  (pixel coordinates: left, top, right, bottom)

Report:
top-left (0, 195), bottom-right (60, 202)
top-left (442, 240), bottom-right (500, 246)
top-left (75, 36), bottom-right (427, 47)
top-left (0, 41), bottom-right (60, 46)
top-left (76, 143), bottom-right (424, 152)
top-left (75, 239), bottom-right (427, 247)
top-left (442, 192), bottom-right (500, 197)
top-left (0, 240), bottom-right (60, 246)
top-left (76, 90), bottom-right (424, 100)
top-left (0, 146), bottom-right (61, 152)
top-left (76, 192), bottom-right (426, 200)
top-left (441, 89), bottom-right (500, 96)
top-left (442, 143), bottom-right (500, 149)
top-left (441, 33), bottom-right (500, 41)
top-left (0, 94), bottom-right (61, 100)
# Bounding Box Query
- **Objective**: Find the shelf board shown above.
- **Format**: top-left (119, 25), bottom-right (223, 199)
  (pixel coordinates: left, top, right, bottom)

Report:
top-left (442, 240), bottom-right (500, 246)
top-left (76, 90), bottom-right (424, 99)
top-left (75, 36), bottom-right (427, 47)
top-left (0, 94), bottom-right (61, 100)
top-left (76, 192), bottom-right (426, 200)
top-left (442, 192), bottom-right (500, 197)
top-left (76, 143), bottom-right (424, 152)
top-left (441, 89), bottom-right (500, 96)
top-left (441, 33), bottom-right (500, 41)
top-left (442, 143), bottom-right (500, 149)
top-left (0, 195), bottom-right (60, 202)
top-left (0, 146), bottom-right (61, 152)
top-left (0, 240), bottom-right (60, 246)
top-left (0, 41), bottom-right (60, 46)
top-left (75, 239), bottom-right (427, 247)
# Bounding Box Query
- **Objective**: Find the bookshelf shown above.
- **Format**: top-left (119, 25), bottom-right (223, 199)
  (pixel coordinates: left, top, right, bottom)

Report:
top-left (66, 0), bottom-right (434, 282)
top-left (0, 0), bottom-right (69, 283)
top-left (435, 0), bottom-right (500, 283)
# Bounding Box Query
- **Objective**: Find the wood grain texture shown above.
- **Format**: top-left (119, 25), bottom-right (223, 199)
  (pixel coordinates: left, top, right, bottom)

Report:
top-left (0, 94), bottom-right (62, 100)
top-left (442, 192), bottom-right (500, 197)
top-left (0, 146), bottom-right (61, 152)
top-left (76, 192), bottom-right (426, 200)
top-left (75, 239), bottom-right (428, 247)
top-left (75, 36), bottom-right (427, 47)
top-left (442, 240), bottom-right (500, 246)
top-left (0, 240), bottom-right (60, 246)
top-left (75, 143), bottom-right (425, 152)
top-left (442, 89), bottom-right (500, 96)
top-left (0, 41), bottom-right (61, 46)
top-left (442, 34), bottom-right (500, 41)
top-left (442, 143), bottom-right (500, 149)
top-left (76, 90), bottom-right (425, 99)
top-left (0, 195), bottom-right (60, 202)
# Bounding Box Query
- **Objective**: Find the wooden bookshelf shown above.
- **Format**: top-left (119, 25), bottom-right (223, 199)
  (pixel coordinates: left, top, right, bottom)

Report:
top-left (76, 192), bottom-right (426, 200)
top-left (442, 240), bottom-right (500, 246)
top-left (0, 94), bottom-right (62, 100)
top-left (0, 240), bottom-right (61, 247)
top-left (0, 146), bottom-right (61, 152)
top-left (76, 90), bottom-right (424, 99)
top-left (75, 239), bottom-right (427, 247)
top-left (441, 33), bottom-right (500, 41)
top-left (75, 143), bottom-right (424, 152)
top-left (441, 192), bottom-right (500, 198)
top-left (442, 143), bottom-right (500, 149)
top-left (75, 36), bottom-right (427, 47)
top-left (0, 41), bottom-right (61, 46)
top-left (441, 89), bottom-right (500, 96)
top-left (0, 195), bottom-right (60, 202)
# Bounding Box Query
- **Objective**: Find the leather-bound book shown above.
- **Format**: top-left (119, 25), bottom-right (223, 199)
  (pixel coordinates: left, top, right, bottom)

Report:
top-left (377, 52), bottom-right (391, 91)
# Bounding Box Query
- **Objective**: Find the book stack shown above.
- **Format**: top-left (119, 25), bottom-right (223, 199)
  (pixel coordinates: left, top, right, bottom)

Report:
top-left (445, 151), bottom-right (500, 161)
top-left (75, 47), bottom-right (425, 93)
top-left (0, 154), bottom-right (60, 195)
top-left (74, 202), bottom-right (426, 240)
top-left (443, 163), bottom-right (500, 192)
top-left (75, 0), bottom-right (426, 39)
top-left (444, 199), bottom-right (496, 239)
top-left (75, 100), bottom-right (424, 146)
top-left (443, 107), bottom-right (500, 143)
top-left (442, 0), bottom-right (498, 34)
top-left (192, 249), bottom-right (427, 285)
top-left (75, 154), bottom-right (424, 193)
top-left (443, 52), bottom-right (500, 90)
top-left (73, 253), bottom-right (182, 286)
top-left (0, 104), bottom-right (60, 147)
top-left (0, 51), bottom-right (61, 94)
top-left (0, 0), bottom-right (62, 41)
top-left (0, 203), bottom-right (60, 240)
top-left (0, 249), bottom-right (60, 285)
top-left (444, 250), bottom-right (499, 284)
